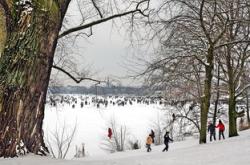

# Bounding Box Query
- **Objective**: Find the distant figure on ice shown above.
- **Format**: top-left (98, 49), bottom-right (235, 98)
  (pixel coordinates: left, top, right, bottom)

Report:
top-left (108, 128), bottom-right (112, 139)
top-left (149, 130), bottom-right (155, 144)
top-left (172, 113), bottom-right (176, 121)
top-left (162, 131), bottom-right (173, 152)
top-left (208, 121), bottom-right (216, 141)
top-left (146, 134), bottom-right (153, 152)
top-left (216, 120), bottom-right (225, 140)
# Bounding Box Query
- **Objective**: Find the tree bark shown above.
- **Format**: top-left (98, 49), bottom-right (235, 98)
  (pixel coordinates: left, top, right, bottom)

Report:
top-left (0, 5), bottom-right (6, 55)
top-left (246, 92), bottom-right (250, 125)
top-left (199, 47), bottom-right (214, 144)
top-left (226, 43), bottom-right (238, 137)
top-left (0, 1), bottom-right (67, 157)
top-left (213, 64), bottom-right (220, 126)
top-left (228, 87), bottom-right (238, 137)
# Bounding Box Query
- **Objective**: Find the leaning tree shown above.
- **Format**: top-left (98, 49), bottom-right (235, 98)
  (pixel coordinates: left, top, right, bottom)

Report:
top-left (0, 0), bottom-right (150, 157)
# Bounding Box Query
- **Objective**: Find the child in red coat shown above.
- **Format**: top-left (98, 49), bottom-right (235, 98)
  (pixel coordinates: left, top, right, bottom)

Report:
top-left (108, 128), bottom-right (112, 139)
top-left (216, 120), bottom-right (225, 140)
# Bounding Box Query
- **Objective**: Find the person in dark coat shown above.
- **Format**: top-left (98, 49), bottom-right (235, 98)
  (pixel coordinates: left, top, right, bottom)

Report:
top-left (149, 130), bottom-right (155, 143)
top-left (208, 121), bottom-right (216, 141)
top-left (162, 131), bottom-right (173, 152)
top-left (216, 120), bottom-right (225, 140)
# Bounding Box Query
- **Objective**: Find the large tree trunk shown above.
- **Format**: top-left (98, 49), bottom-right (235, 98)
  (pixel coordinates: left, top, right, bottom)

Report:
top-left (226, 44), bottom-right (238, 137)
top-left (199, 47), bottom-right (214, 144)
top-left (213, 64), bottom-right (220, 126)
top-left (0, 1), bottom-right (67, 157)
top-left (228, 86), bottom-right (238, 137)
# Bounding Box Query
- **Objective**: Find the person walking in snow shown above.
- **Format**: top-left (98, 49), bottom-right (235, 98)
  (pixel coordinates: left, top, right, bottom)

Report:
top-left (146, 134), bottom-right (153, 152)
top-left (162, 131), bottom-right (173, 152)
top-left (108, 128), bottom-right (112, 139)
top-left (149, 129), bottom-right (155, 144)
top-left (208, 121), bottom-right (216, 141)
top-left (216, 120), bottom-right (225, 140)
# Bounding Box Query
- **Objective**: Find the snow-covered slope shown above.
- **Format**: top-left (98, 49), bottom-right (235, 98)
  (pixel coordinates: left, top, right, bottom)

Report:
top-left (1, 129), bottom-right (250, 165)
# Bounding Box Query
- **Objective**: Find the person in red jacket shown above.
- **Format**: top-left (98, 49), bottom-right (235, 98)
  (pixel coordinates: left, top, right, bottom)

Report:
top-left (108, 128), bottom-right (112, 139)
top-left (216, 120), bottom-right (225, 140)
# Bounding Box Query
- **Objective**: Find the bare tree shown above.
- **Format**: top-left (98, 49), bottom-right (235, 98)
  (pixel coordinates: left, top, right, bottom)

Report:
top-left (45, 121), bottom-right (77, 159)
top-left (216, 1), bottom-right (250, 136)
top-left (135, 0), bottom-right (250, 143)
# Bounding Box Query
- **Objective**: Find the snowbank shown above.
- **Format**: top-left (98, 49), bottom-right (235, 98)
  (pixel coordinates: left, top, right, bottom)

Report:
top-left (1, 129), bottom-right (250, 165)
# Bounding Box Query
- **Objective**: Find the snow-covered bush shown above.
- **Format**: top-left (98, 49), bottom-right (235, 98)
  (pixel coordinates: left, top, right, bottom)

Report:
top-left (74, 143), bottom-right (86, 158)
top-left (127, 139), bottom-right (141, 150)
top-left (100, 118), bottom-right (129, 153)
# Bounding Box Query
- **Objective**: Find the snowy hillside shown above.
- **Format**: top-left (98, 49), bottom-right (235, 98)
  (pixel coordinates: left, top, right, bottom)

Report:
top-left (1, 129), bottom-right (250, 165)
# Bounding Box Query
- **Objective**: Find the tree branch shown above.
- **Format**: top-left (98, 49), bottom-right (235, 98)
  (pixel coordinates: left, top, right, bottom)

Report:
top-left (175, 114), bottom-right (200, 131)
top-left (199, 0), bottom-right (212, 44)
top-left (58, 0), bottom-right (150, 38)
top-left (235, 84), bottom-right (250, 98)
top-left (91, 0), bottom-right (103, 18)
top-left (52, 65), bottom-right (101, 84)
top-left (215, 40), bottom-right (250, 49)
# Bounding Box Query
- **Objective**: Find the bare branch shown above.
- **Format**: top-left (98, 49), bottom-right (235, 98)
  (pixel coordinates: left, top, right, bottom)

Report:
top-left (175, 114), bottom-right (200, 132)
top-left (236, 84), bottom-right (250, 98)
top-left (59, 0), bottom-right (150, 38)
top-left (215, 40), bottom-right (250, 49)
top-left (199, 0), bottom-right (212, 44)
top-left (91, 0), bottom-right (103, 18)
top-left (52, 65), bottom-right (101, 84)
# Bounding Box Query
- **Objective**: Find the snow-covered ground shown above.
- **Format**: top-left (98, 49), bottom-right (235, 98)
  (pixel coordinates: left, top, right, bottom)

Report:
top-left (43, 95), bottom-right (167, 158)
top-left (1, 94), bottom-right (249, 164)
top-left (1, 129), bottom-right (250, 165)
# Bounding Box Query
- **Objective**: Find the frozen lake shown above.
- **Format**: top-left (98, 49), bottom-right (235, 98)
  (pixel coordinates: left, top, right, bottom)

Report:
top-left (43, 95), bottom-right (167, 159)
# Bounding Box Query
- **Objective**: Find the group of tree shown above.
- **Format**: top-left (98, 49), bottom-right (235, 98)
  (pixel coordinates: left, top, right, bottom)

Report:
top-left (1, 0), bottom-right (250, 159)
top-left (138, 0), bottom-right (250, 144)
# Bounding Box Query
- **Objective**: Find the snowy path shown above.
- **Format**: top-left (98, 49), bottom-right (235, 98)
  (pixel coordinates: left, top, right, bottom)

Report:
top-left (1, 130), bottom-right (250, 165)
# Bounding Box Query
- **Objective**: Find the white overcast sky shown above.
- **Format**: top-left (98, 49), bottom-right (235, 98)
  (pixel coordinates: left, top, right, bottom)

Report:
top-left (51, 0), bottom-right (159, 87)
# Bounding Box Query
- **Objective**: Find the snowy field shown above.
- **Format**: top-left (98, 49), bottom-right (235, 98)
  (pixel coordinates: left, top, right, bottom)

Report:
top-left (43, 95), bottom-right (168, 158)
top-left (1, 129), bottom-right (250, 165)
